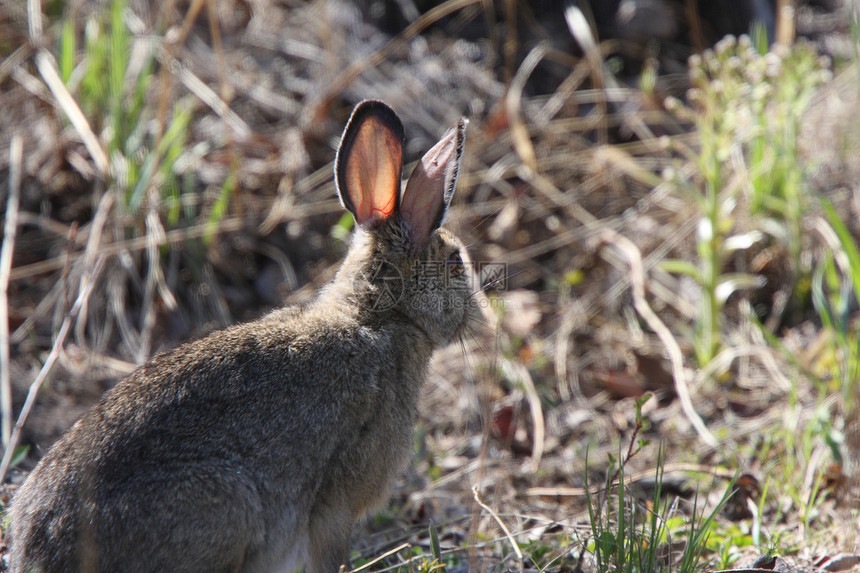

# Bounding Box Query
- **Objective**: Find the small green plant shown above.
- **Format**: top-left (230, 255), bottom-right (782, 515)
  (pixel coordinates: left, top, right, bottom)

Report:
top-left (58, 0), bottom-right (196, 221)
top-left (585, 398), bottom-right (658, 573)
top-left (812, 199), bottom-right (860, 408)
top-left (743, 40), bottom-right (829, 276)
top-left (664, 35), bottom-right (829, 366)
top-left (706, 522), bottom-right (755, 570)
top-left (677, 486), bottom-right (736, 573)
top-left (521, 538), bottom-right (560, 569)
top-left (7, 444), bottom-right (29, 469)
top-left (585, 452), bottom-right (735, 573)
top-left (408, 549), bottom-right (447, 573)
top-left (428, 521), bottom-right (445, 571)
top-left (583, 397), bottom-right (742, 573)
top-left (744, 390), bottom-right (844, 541)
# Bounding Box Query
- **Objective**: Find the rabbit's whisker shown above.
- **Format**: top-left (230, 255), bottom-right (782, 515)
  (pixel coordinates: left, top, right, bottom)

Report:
top-left (464, 201), bottom-right (508, 234)
top-left (459, 333), bottom-right (495, 358)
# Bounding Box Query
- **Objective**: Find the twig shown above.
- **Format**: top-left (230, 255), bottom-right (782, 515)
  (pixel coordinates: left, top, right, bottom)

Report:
top-left (0, 135), bottom-right (23, 446)
top-left (348, 542), bottom-right (411, 573)
top-left (600, 228), bottom-right (718, 447)
top-left (74, 190), bottom-right (114, 347)
top-left (509, 359), bottom-right (545, 472)
top-left (564, 3), bottom-right (608, 145)
top-left (472, 486), bottom-right (523, 561)
top-left (506, 43), bottom-right (545, 171)
top-left (0, 256), bottom-right (106, 483)
top-left (30, 0), bottom-right (106, 175)
top-left (525, 462), bottom-right (736, 497)
top-left (34, 50), bottom-right (109, 177)
top-left (9, 215), bottom-right (249, 281)
top-left (27, 0), bottom-right (43, 39)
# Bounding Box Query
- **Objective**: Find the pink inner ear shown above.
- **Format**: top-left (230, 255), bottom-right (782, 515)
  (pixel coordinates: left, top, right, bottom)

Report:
top-left (400, 170), bottom-right (444, 245)
top-left (401, 125), bottom-right (461, 247)
top-left (345, 119), bottom-right (402, 227)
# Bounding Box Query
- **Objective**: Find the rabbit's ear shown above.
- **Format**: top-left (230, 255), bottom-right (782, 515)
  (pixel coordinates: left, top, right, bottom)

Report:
top-left (335, 101), bottom-right (406, 229)
top-left (400, 118), bottom-right (468, 249)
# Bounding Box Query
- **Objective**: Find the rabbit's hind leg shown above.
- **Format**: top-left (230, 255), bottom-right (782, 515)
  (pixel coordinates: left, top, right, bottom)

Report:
top-left (95, 464), bottom-right (266, 573)
top-left (307, 500), bottom-right (353, 573)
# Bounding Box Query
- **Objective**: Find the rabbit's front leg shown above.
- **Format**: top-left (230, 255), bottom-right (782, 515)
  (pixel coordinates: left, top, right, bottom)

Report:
top-left (307, 500), bottom-right (352, 573)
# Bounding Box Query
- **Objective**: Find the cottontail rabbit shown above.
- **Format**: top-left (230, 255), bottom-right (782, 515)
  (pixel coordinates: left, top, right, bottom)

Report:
top-left (9, 100), bottom-right (474, 573)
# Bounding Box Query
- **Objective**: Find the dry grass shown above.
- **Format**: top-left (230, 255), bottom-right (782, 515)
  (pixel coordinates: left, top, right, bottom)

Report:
top-left (1, 0), bottom-right (860, 570)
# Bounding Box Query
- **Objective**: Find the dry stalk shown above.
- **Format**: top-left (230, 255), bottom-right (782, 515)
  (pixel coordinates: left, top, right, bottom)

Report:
top-left (694, 345), bottom-right (792, 393)
top-left (600, 228), bottom-right (718, 447)
top-left (505, 43), bottom-right (543, 171)
top-left (508, 360), bottom-right (545, 472)
top-left (26, 0), bottom-right (43, 39)
top-left (74, 190), bottom-right (115, 348)
top-left (28, 0), bottom-right (108, 178)
top-left (109, 265), bottom-right (141, 361)
top-left (138, 209), bottom-right (173, 362)
top-left (0, 45), bottom-right (33, 86)
top-left (776, 0), bottom-right (796, 47)
top-left (472, 486), bottom-right (523, 562)
top-left (0, 135), bottom-right (23, 446)
top-left (153, 43), bottom-right (251, 138)
top-left (554, 284), bottom-right (575, 401)
top-left (34, 50), bottom-right (110, 177)
top-left (348, 542), bottom-right (411, 573)
top-left (563, 4), bottom-right (609, 145)
top-left (9, 216), bottom-right (247, 281)
top-left (0, 255), bottom-right (106, 483)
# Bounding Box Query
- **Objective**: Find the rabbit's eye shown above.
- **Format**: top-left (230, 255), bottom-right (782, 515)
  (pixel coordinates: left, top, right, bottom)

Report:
top-left (447, 251), bottom-right (464, 275)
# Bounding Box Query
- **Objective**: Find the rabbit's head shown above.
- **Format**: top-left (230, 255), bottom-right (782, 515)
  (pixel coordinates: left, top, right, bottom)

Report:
top-left (332, 100), bottom-right (476, 347)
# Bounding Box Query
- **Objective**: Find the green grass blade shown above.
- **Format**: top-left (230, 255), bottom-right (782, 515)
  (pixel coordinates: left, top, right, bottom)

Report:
top-left (109, 0), bottom-right (128, 151)
top-left (206, 170), bottom-right (238, 244)
top-left (429, 521), bottom-right (442, 561)
top-left (660, 259), bottom-right (704, 284)
top-left (60, 15), bottom-right (76, 83)
top-left (821, 198), bottom-right (860, 308)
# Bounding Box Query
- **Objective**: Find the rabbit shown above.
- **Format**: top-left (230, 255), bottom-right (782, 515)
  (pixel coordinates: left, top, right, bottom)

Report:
top-left (8, 99), bottom-right (475, 573)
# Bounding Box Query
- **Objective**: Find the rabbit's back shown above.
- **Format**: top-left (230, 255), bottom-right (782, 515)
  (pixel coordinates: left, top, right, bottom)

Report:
top-left (10, 303), bottom-right (432, 573)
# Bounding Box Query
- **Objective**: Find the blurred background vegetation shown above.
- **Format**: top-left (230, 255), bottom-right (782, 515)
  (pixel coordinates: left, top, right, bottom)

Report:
top-left (1, 0), bottom-right (860, 570)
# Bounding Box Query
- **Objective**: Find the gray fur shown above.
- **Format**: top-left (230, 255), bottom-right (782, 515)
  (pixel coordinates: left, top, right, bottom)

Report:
top-left (9, 102), bottom-right (474, 573)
